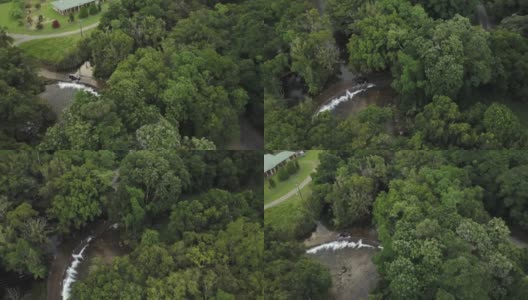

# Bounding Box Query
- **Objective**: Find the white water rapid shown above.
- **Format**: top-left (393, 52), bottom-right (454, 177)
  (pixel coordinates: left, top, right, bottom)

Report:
top-left (57, 82), bottom-right (100, 97)
top-left (306, 239), bottom-right (382, 254)
top-left (316, 84), bottom-right (375, 115)
top-left (61, 236), bottom-right (93, 300)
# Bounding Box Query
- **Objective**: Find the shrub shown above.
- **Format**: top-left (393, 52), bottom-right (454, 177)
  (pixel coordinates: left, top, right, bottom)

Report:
top-left (278, 168), bottom-right (290, 181)
top-left (52, 20), bottom-right (60, 29)
top-left (268, 178), bottom-right (276, 189)
top-left (89, 3), bottom-right (98, 15)
top-left (286, 161), bottom-right (298, 175)
top-left (9, 7), bottom-right (24, 20)
top-left (69, 13), bottom-right (74, 22)
top-left (26, 15), bottom-right (32, 25)
top-left (79, 6), bottom-right (88, 18)
top-left (35, 3), bottom-right (40, 9)
top-left (38, 14), bottom-right (43, 22)
top-left (36, 22), bottom-right (43, 30)
top-left (24, 3), bottom-right (31, 8)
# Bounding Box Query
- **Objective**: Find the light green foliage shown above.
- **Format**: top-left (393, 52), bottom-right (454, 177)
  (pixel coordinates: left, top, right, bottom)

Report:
top-left (162, 47), bottom-right (247, 144)
top-left (135, 118), bottom-right (182, 150)
top-left (47, 164), bottom-right (111, 232)
top-left (119, 151), bottom-right (190, 215)
top-left (483, 103), bottom-right (522, 146)
top-left (74, 217), bottom-right (263, 299)
top-left (325, 0), bottom-right (368, 34)
top-left (39, 92), bottom-right (128, 150)
top-left (393, 15), bottom-right (493, 103)
top-left (290, 9), bottom-right (339, 95)
top-left (89, 29), bottom-right (135, 79)
top-left (348, 0), bottom-right (431, 73)
top-left (330, 174), bottom-right (375, 227)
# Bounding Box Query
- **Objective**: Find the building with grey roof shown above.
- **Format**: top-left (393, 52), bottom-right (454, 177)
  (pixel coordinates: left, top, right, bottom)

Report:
top-left (52, 0), bottom-right (101, 16)
top-left (264, 151), bottom-right (302, 177)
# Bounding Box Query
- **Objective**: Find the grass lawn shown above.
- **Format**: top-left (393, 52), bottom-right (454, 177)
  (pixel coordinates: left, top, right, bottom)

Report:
top-left (265, 183), bottom-right (312, 237)
top-left (20, 29), bottom-right (92, 64)
top-left (0, 0), bottom-right (108, 35)
top-left (264, 150), bottom-right (320, 205)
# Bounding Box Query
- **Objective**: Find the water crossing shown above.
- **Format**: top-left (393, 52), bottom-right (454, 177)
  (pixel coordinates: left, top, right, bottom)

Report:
top-left (57, 82), bottom-right (100, 97)
top-left (316, 83), bottom-right (376, 115)
top-left (61, 236), bottom-right (93, 300)
top-left (306, 238), bottom-right (382, 254)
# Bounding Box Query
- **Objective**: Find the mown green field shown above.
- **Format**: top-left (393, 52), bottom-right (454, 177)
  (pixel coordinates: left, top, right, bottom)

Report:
top-left (264, 184), bottom-right (312, 237)
top-left (19, 31), bottom-right (91, 64)
top-left (0, 1), bottom-right (107, 35)
top-left (264, 150), bottom-right (320, 205)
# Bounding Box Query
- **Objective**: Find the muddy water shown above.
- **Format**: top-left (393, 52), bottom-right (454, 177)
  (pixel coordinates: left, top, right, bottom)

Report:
top-left (305, 222), bottom-right (380, 300)
top-left (38, 62), bottom-right (103, 118)
top-left (46, 221), bottom-right (129, 300)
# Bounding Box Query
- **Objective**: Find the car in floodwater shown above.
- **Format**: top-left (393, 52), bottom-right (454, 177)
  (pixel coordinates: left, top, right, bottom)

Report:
top-left (338, 232), bottom-right (351, 240)
top-left (68, 74), bottom-right (81, 81)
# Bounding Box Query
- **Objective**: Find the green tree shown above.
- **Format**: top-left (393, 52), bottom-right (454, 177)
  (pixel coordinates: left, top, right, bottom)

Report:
top-left (89, 3), bottom-right (98, 15)
top-left (330, 174), bottom-right (375, 227)
top-left (79, 6), bottom-right (89, 18)
top-left (88, 29), bottom-right (134, 79)
top-left (483, 103), bottom-right (522, 147)
top-left (268, 177), bottom-right (276, 189)
top-left (119, 151), bottom-right (190, 215)
top-left (497, 165), bottom-right (528, 230)
top-left (290, 9), bottom-right (339, 95)
top-left (278, 168), bottom-right (290, 181)
top-left (489, 30), bottom-right (528, 102)
top-left (47, 165), bottom-right (111, 232)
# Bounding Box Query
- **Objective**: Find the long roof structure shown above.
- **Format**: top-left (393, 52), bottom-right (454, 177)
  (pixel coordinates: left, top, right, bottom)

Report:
top-left (52, 0), bottom-right (96, 11)
top-left (264, 151), bottom-right (296, 173)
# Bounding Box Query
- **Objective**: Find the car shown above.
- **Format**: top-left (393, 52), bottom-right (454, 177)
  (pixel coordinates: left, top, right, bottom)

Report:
top-left (68, 74), bottom-right (81, 81)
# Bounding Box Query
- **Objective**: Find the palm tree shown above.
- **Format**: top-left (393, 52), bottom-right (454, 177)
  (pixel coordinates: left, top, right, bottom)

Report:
top-left (0, 27), bottom-right (14, 48)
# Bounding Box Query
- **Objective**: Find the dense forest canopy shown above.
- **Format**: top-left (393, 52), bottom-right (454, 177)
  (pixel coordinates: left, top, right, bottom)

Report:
top-left (1, 0), bottom-right (266, 149)
top-left (264, 0), bottom-right (528, 150)
top-left (287, 150), bottom-right (528, 299)
top-left (0, 150), bottom-right (263, 298)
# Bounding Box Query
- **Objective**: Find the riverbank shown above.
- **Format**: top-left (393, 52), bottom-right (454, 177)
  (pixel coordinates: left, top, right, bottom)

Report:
top-left (46, 221), bottom-right (129, 300)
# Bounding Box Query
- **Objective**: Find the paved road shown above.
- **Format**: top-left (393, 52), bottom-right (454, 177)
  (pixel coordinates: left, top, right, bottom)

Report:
top-left (10, 22), bottom-right (99, 46)
top-left (264, 175), bottom-right (313, 210)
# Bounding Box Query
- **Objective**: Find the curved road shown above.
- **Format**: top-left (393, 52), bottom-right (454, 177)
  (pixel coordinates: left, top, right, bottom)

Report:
top-left (10, 22), bottom-right (99, 46)
top-left (264, 174), bottom-right (313, 210)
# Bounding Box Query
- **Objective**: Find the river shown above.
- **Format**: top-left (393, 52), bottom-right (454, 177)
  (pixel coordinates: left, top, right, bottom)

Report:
top-left (46, 221), bottom-right (129, 300)
top-left (304, 222), bottom-right (381, 300)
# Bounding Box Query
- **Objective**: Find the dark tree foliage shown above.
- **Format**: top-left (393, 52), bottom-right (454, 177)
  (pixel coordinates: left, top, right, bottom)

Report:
top-left (306, 151), bottom-right (528, 299)
top-left (264, 226), bottom-right (332, 300)
top-left (0, 32), bottom-right (55, 147)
